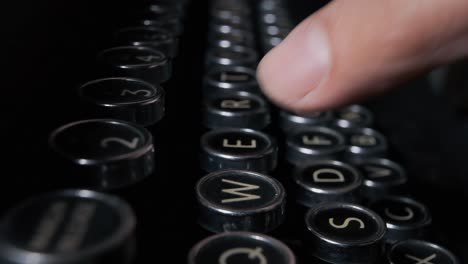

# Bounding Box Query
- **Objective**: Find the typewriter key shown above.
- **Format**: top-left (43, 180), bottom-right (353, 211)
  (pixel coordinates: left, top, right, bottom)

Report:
top-left (353, 158), bottom-right (408, 200)
top-left (203, 91), bottom-right (270, 130)
top-left (293, 160), bottom-right (362, 207)
top-left (49, 119), bottom-right (154, 190)
top-left (139, 16), bottom-right (183, 36)
top-left (196, 170), bottom-right (285, 233)
top-left (204, 66), bottom-right (259, 96)
top-left (188, 232), bottom-right (295, 264)
top-left (200, 128), bottom-right (277, 173)
top-left (211, 14), bottom-right (253, 31)
top-left (210, 28), bottom-right (255, 47)
top-left (286, 127), bottom-right (346, 164)
top-left (206, 45), bottom-right (258, 68)
top-left (333, 104), bottom-right (374, 129)
top-left (369, 196), bottom-right (432, 243)
top-left (0, 190), bottom-right (136, 264)
top-left (387, 240), bottom-right (459, 264)
top-left (305, 202), bottom-right (386, 264)
top-left (115, 26), bottom-right (178, 58)
top-left (96, 46), bottom-right (171, 84)
top-left (344, 127), bottom-right (388, 160)
top-left (78, 78), bottom-right (165, 126)
top-left (279, 110), bottom-right (333, 133)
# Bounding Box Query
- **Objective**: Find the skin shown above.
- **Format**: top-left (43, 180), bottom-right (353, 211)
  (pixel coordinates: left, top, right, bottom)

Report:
top-left (257, 0), bottom-right (468, 113)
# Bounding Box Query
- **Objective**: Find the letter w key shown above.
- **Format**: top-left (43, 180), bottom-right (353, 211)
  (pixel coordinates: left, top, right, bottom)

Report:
top-left (221, 179), bottom-right (260, 203)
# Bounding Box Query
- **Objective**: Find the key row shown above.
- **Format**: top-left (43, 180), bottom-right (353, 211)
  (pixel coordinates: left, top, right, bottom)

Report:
top-left (194, 169), bottom-right (428, 242)
top-left (0, 188), bottom-right (456, 263)
top-left (200, 126), bottom-right (387, 172)
top-left (203, 90), bottom-right (373, 131)
top-left (73, 0), bottom-right (190, 126)
top-left (189, 232), bottom-right (459, 264)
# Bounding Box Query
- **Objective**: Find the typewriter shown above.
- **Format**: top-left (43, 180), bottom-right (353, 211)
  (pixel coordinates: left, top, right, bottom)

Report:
top-left (1, 0), bottom-right (467, 263)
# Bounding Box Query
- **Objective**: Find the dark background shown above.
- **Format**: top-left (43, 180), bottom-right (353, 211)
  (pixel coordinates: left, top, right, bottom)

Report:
top-left (1, 0), bottom-right (467, 262)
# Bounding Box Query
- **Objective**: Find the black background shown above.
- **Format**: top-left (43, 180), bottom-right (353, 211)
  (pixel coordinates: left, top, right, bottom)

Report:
top-left (1, 0), bottom-right (467, 262)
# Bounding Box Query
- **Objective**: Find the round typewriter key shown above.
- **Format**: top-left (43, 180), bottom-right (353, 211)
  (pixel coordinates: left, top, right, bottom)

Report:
top-left (196, 170), bottom-right (285, 233)
top-left (49, 119), bottom-right (154, 190)
top-left (261, 25), bottom-right (290, 38)
top-left (139, 17), bottom-right (183, 35)
top-left (145, 3), bottom-right (185, 17)
top-left (259, 0), bottom-right (283, 12)
top-left (387, 240), bottom-right (459, 264)
top-left (0, 190), bottom-right (136, 264)
top-left (200, 128), bottom-right (277, 173)
top-left (279, 110), bottom-right (333, 133)
top-left (333, 105), bottom-right (374, 129)
top-left (294, 160), bottom-right (362, 207)
top-left (188, 231), bottom-right (295, 264)
top-left (286, 127), bottom-right (346, 165)
top-left (344, 127), bottom-right (388, 160)
top-left (206, 45), bottom-right (258, 68)
top-left (97, 46), bottom-right (171, 84)
top-left (369, 196), bottom-right (431, 243)
top-left (353, 158), bottom-right (408, 200)
top-left (204, 66), bottom-right (258, 96)
top-left (261, 12), bottom-right (293, 28)
top-left (305, 202), bottom-right (386, 264)
top-left (78, 78), bottom-right (165, 126)
top-left (115, 26), bottom-right (177, 58)
top-left (210, 28), bottom-right (255, 47)
top-left (212, 14), bottom-right (253, 31)
top-left (203, 91), bottom-right (270, 130)
top-left (211, 3), bottom-right (251, 20)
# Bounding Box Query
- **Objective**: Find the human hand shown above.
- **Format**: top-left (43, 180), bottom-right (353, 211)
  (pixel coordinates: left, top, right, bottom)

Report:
top-left (257, 0), bottom-right (468, 113)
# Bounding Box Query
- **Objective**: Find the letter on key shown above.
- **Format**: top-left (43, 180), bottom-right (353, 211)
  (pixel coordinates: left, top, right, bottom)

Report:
top-left (221, 179), bottom-right (261, 203)
top-left (329, 217), bottom-right (365, 229)
top-left (223, 139), bottom-right (256, 149)
top-left (302, 135), bottom-right (332, 145)
top-left (221, 99), bottom-right (251, 109)
top-left (313, 168), bottom-right (345, 183)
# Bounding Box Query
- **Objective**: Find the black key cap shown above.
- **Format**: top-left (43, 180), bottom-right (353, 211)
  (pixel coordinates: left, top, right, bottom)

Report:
top-left (115, 26), bottom-right (178, 58)
top-left (145, 3), bottom-right (185, 17)
top-left (211, 2), bottom-right (251, 19)
top-left (49, 119), bottom-right (154, 190)
top-left (353, 158), bottom-right (408, 200)
top-left (200, 128), bottom-right (277, 173)
top-left (387, 240), bottom-right (459, 264)
top-left (188, 231), bottom-right (296, 264)
top-left (369, 196), bottom-right (432, 243)
top-left (78, 77), bottom-right (165, 126)
top-left (293, 160), bottom-right (362, 207)
top-left (204, 66), bottom-right (259, 96)
top-left (305, 202), bottom-right (386, 264)
top-left (261, 25), bottom-right (290, 39)
top-left (261, 36), bottom-right (284, 52)
top-left (344, 127), bottom-right (388, 161)
top-left (0, 190), bottom-right (136, 264)
top-left (211, 14), bottom-right (253, 31)
top-left (210, 28), bottom-right (255, 47)
top-left (196, 170), bottom-right (286, 233)
top-left (261, 12), bottom-right (293, 28)
top-left (279, 110), bottom-right (333, 133)
top-left (333, 104), bottom-right (374, 129)
top-left (139, 16), bottom-right (183, 35)
top-left (203, 91), bottom-right (270, 130)
top-left (96, 46), bottom-right (171, 84)
top-left (205, 45), bottom-right (258, 68)
top-left (285, 126), bottom-right (346, 165)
